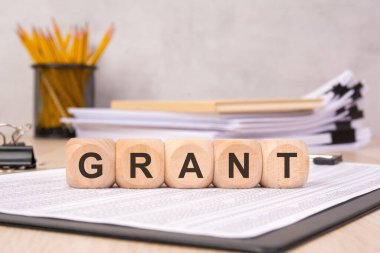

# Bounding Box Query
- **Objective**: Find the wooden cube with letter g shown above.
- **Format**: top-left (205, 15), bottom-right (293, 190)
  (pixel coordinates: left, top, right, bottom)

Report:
top-left (66, 138), bottom-right (115, 188)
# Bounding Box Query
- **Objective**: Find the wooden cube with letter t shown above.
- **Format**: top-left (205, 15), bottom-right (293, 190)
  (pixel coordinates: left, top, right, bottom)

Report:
top-left (116, 139), bottom-right (164, 188)
top-left (213, 139), bottom-right (262, 188)
top-left (260, 139), bottom-right (309, 188)
top-left (165, 139), bottom-right (213, 188)
top-left (66, 138), bottom-right (115, 188)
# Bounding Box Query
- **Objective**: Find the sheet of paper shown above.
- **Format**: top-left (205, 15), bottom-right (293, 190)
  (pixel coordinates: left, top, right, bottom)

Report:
top-left (0, 163), bottom-right (379, 238)
top-left (60, 71), bottom-right (369, 152)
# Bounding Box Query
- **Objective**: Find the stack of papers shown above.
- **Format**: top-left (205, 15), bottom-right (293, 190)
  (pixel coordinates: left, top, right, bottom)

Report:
top-left (62, 70), bottom-right (370, 152)
top-left (0, 163), bottom-right (379, 238)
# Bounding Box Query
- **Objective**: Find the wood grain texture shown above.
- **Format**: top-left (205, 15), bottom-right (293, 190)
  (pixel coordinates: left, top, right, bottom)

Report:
top-left (66, 138), bottom-right (115, 189)
top-left (213, 139), bottom-right (262, 188)
top-left (260, 139), bottom-right (309, 188)
top-left (165, 139), bottom-right (213, 188)
top-left (116, 139), bottom-right (164, 188)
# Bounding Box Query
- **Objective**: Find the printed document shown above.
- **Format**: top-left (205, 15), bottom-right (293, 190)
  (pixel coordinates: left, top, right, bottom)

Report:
top-left (0, 163), bottom-right (379, 238)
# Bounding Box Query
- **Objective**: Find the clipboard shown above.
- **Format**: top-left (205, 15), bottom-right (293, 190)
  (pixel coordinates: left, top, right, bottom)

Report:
top-left (0, 189), bottom-right (378, 253)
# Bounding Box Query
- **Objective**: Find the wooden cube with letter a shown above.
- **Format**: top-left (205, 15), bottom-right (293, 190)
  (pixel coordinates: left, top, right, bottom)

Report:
top-left (116, 139), bottom-right (164, 188)
top-left (260, 139), bottom-right (309, 188)
top-left (165, 139), bottom-right (213, 188)
top-left (213, 139), bottom-right (262, 188)
top-left (66, 138), bottom-right (115, 188)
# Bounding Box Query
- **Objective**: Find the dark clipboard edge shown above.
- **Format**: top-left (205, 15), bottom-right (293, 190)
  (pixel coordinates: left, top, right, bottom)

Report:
top-left (0, 189), bottom-right (379, 253)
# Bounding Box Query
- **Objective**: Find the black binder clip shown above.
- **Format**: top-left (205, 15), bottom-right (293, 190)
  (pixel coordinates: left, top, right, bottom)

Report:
top-left (310, 154), bottom-right (343, 165)
top-left (0, 123), bottom-right (36, 170)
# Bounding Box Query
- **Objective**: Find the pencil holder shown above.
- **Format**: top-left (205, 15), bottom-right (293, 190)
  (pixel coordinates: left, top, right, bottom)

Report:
top-left (33, 64), bottom-right (96, 137)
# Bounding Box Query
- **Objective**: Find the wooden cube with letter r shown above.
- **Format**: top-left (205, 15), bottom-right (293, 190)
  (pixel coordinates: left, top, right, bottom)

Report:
top-left (260, 139), bottom-right (309, 188)
top-left (116, 139), bottom-right (164, 188)
top-left (66, 138), bottom-right (115, 188)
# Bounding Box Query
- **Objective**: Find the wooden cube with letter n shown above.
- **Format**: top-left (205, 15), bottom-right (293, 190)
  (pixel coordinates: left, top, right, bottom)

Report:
top-left (116, 139), bottom-right (164, 188)
top-left (66, 138), bottom-right (115, 188)
top-left (213, 139), bottom-right (262, 188)
top-left (165, 139), bottom-right (213, 188)
top-left (260, 139), bottom-right (309, 188)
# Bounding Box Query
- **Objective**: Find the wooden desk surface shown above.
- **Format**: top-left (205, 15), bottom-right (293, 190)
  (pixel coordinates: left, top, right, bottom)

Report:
top-left (1, 138), bottom-right (379, 253)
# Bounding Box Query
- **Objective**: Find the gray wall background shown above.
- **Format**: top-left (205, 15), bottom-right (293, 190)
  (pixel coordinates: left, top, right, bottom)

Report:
top-left (0, 0), bottom-right (379, 136)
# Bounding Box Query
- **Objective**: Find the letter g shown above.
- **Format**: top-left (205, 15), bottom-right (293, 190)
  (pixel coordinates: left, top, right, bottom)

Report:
top-left (79, 152), bottom-right (103, 178)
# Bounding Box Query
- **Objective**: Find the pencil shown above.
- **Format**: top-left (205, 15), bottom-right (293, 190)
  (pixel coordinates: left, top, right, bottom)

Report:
top-left (52, 18), bottom-right (66, 51)
top-left (87, 24), bottom-right (114, 65)
top-left (18, 21), bottom-right (114, 65)
top-left (17, 20), bottom-right (114, 129)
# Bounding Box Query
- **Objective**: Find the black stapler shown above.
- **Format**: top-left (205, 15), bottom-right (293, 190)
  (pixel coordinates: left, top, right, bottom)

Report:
top-left (0, 123), bottom-right (36, 170)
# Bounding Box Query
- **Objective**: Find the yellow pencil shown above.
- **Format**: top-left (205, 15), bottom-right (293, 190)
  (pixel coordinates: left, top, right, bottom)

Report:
top-left (82, 23), bottom-right (88, 64)
top-left (46, 29), bottom-right (61, 62)
top-left (17, 21), bottom-right (115, 131)
top-left (39, 30), bottom-right (55, 63)
top-left (69, 28), bottom-right (78, 62)
top-left (17, 26), bottom-right (41, 62)
top-left (52, 19), bottom-right (66, 51)
top-left (63, 30), bottom-right (71, 50)
top-left (18, 22), bottom-right (114, 65)
top-left (76, 29), bottom-right (84, 64)
top-left (87, 24), bottom-right (114, 65)
top-left (18, 32), bottom-right (39, 62)
top-left (31, 27), bottom-right (42, 52)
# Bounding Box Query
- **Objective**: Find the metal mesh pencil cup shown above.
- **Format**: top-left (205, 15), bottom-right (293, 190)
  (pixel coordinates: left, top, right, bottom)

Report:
top-left (33, 64), bottom-right (96, 137)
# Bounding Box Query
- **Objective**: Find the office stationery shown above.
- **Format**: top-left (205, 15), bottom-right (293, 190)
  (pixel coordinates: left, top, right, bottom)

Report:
top-left (33, 64), bottom-right (96, 137)
top-left (0, 123), bottom-right (36, 170)
top-left (66, 138), bottom-right (308, 189)
top-left (213, 139), bottom-right (262, 188)
top-left (164, 139), bottom-right (214, 188)
top-left (310, 154), bottom-right (343, 165)
top-left (111, 98), bottom-right (323, 113)
top-left (0, 162), bottom-right (379, 252)
top-left (17, 20), bottom-right (114, 137)
top-left (116, 139), bottom-right (165, 189)
top-left (17, 20), bottom-right (113, 65)
top-left (66, 138), bottom-right (115, 189)
top-left (260, 139), bottom-right (308, 188)
top-left (62, 70), bottom-right (370, 152)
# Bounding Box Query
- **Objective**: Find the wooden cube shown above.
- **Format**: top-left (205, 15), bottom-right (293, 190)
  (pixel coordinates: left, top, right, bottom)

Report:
top-left (165, 139), bottom-right (213, 188)
top-left (213, 139), bottom-right (262, 188)
top-left (116, 139), bottom-right (164, 188)
top-left (260, 139), bottom-right (309, 188)
top-left (66, 138), bottom-right (115, 188)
